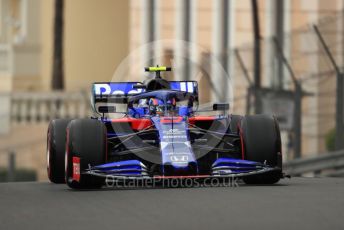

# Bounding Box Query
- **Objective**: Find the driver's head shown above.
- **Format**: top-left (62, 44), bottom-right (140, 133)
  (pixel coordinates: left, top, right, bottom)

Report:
top-left (149, 98), bottom-right (164, 115)
top-left (148, 98), bottom-right (177, 116)
top-left (166, 98), bottom-right (176, 113)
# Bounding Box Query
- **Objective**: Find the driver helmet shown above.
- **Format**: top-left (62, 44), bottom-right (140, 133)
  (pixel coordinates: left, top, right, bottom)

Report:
top-left (148, 98), bottom-right (177, 115)
top-left (149, 98), bottom-right (164, 115)
top-left (166, 98), bottom-right (176, 113)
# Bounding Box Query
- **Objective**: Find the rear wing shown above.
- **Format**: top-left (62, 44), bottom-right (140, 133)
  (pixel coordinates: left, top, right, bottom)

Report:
top-left (92, 81), bottom-right (199, 105)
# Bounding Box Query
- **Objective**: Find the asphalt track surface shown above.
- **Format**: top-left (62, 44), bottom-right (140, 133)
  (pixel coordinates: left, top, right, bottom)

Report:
top-left (0, 177), bottom-right (343, 230)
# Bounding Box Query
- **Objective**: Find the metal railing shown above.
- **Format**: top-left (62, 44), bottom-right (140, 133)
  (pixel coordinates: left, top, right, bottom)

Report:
top-left (284, 149), bottom-right (344, 176)
top-left (7, 91), bottom-right (91, 124)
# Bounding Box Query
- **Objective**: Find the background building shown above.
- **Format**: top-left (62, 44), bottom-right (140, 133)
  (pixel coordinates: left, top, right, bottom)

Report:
top-left (0, 0), bottom-right (129, 91)
top-left (0, 0), bottom-right (129, 180)
top-left (129, 0), bottom-right (344, 159)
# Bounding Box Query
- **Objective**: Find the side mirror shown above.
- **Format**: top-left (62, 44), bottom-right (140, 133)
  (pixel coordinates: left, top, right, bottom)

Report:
top-left (132, 84), bottom-right (146, 90)
top-left (98, 106), bottom-right (116, 113)
top-left (213, 103), bottom-right (229, 111)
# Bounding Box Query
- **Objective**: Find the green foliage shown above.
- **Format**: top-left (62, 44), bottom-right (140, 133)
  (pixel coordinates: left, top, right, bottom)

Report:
top-left (325, 128), bottom-right (335, 152)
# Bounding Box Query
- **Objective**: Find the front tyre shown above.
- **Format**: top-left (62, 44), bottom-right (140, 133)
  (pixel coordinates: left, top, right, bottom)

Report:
top-left (65, 119), bottom-right (107, 189)
top-left (240, 114), bottom-right (282, 184)
top-left (230, 114), bottom-right (242, 134)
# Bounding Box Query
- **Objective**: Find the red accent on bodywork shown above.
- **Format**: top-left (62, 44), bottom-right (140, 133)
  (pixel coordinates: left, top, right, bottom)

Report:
top-left (111, 118), bottom-right (152, 130)
top-left (160, 116), bottom-right (183, 123)
top-left (238, 125), bottom-right (245, 160)
top-left (72, 157), bottom-right (81, 182)
top-left (188, 116), bottom-right (216, 125)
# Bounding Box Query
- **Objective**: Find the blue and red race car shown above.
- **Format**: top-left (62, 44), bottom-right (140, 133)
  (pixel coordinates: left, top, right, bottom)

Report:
top-left (47, 66), bottom-right (283, 189)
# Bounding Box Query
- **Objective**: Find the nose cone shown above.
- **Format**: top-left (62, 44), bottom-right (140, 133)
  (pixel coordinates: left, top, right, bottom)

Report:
top-left (163, 162), bottom-right (198, 176)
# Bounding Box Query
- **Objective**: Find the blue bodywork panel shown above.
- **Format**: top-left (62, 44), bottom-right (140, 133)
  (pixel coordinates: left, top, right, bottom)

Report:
top-left (151, 116), bottom-right (197, 172)
top-left (93, 160), bottom-right (148, 176)
top-left (212, 158), bottom-right (266, 175)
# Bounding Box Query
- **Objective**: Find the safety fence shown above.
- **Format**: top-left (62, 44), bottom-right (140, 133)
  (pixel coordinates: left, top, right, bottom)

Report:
top-left (229, 12), bottom-right (344, 160)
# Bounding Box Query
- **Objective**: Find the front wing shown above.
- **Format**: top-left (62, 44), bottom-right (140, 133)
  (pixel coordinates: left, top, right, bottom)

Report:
top-left (82, 158), bottom-right (283, 182)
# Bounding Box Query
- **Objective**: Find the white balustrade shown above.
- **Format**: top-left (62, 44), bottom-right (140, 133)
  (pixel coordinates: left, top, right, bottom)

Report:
top-left (9, 91), bottom-right (91, 124)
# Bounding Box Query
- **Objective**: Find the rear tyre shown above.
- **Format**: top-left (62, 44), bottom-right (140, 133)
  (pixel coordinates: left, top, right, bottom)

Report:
top-left (65, 119), bottom-right (107, 189)
top-left (47, 119), bottom-right (71, 183)
top-left (240, 114), bottom-right (282, 184)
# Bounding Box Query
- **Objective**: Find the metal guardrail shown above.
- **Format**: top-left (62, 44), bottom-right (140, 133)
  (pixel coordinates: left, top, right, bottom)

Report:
top-left (284, 149), bottom-right (344, 176)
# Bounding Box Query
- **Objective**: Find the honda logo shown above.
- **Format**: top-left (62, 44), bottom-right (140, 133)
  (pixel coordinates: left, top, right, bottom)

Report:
top-left (170, 155), bottom-right (189, 162)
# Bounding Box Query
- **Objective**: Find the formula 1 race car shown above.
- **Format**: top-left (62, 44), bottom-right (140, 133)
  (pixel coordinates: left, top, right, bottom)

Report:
top-left (47, 66), bottom-right (283, 189)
